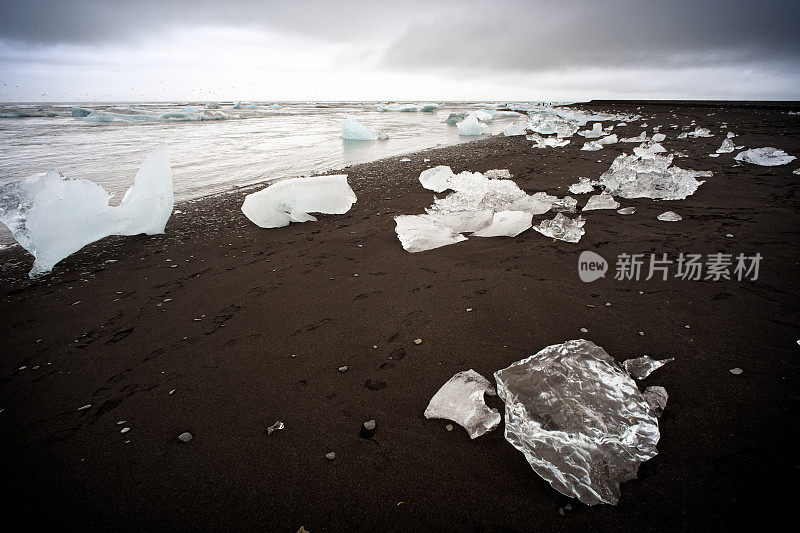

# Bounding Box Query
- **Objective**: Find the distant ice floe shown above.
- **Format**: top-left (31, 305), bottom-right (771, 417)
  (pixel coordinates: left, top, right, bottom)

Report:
top-left (377, 103), bottom-right (422, 112)
top-left (583, 193), bottom-right (620, 211)
top-left (533, 213), bottom-right (585, 243)
top-left (70, 107), bottom-right (92, 117)
top-left (424, 369), bottom-right (501, 439)
top-left (241, 175), bottom-right (356, 228)
top-left (342, 117), bottom-right (387, 141)
top-left (0, 145), bottom-right (173, 277)
top-left (599, 152), bottom-right (710, 200)
top-left (734, 147), bottom-right (796, 166)
top-left (657, 211), bottom-right (682, 221)
top-left (494, 339), bottom-right (661, 505)
top-left (80, 108), bottom-right (226, 123)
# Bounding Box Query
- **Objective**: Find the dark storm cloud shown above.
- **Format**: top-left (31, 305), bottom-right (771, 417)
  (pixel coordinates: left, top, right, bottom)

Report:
top-left (382, 0), bottom-right (800, 71)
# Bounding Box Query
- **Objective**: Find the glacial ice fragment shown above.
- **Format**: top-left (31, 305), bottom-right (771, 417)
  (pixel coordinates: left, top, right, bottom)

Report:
top-left (533, 213), bottom-right (585, 243)
top-left (70, 107), bottom-right (92, 117)
top-left (472, 210), bottom-right (532, 237)
top-left (716, 138), bottom-right (735, 154)
top-left (445, 112), bottom-right (466, 125)
top-left (457, 115), bottom-right (489, 136)
top-left (0, 145), bottom-right (173, 277)
top-left (528, 134), bottom-right (570, 149)
top-left (394, 214), bottom-right (468, 252)
top-left (597, 134), bottom-right (618, 145)
top-left (583, 193), bottom-right (620, 211)
top-left (502, 122), bottom-right (527, 136)
top-left (687, 127), bottom-right (713, 138)
top-left (598, 153), bottom-right (710, 200)
top-left (493, 339), bottom-right (661, 505)
top-left (424, 369), bottom-right (501, 439)
top-left (621, 356), bottom-right (674, 379)
top-left (419, 166), bottom-right (456, 193)
top-left (633, 142), bottom-right (667, 158)
top-left (342, 118), bottom-right (382, 141)
top-left (568, 177), bottom-right (596, 195)
top-left (616, 207), bottom-right (636, 215)
top-left (581, 141), bottom-right (603, 151)
top-left (578, 123), bottom-right (605, 138)
top-left (657, 211), bottom-right (682, 221)
top-left (734, 147), bottom-right (796, 166)
top-left (652, 133), bottom-right (666, 142)
top-left (241, 175), bottom-right (356, 228)
top-left (643, 386), bottom-right (668, 418)
top-left (621, 131), bottom-right (647, 143)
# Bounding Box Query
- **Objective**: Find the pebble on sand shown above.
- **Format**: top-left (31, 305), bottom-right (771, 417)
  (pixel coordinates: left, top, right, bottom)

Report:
top-left (77, 404), bottom-right (92, 411)
top-left (178, 432), bottom-right (193, 442)
top-left (120, 427), bottom-right (130, 434)
top-left (338, 366), bottom-right (348, 373)
top-left (325, 452), bottom-right (336, 460)
top-left (579, 327), bottom-right (588, 333)
top-left (729, 368), bottom-right (744, 375)
top-left (413, 338), bottom-right (423, 345)
top-left (445, 424), bottom-right (454, 432)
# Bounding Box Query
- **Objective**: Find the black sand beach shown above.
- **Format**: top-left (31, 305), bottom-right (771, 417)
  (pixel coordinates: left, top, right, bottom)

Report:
top-left (1, 103), bottom-right (799, 531)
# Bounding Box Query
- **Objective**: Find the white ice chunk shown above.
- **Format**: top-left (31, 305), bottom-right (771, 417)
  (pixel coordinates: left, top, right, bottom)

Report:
top-left (0, 145), bottom-right (173, 277)
top-left (494, 339), bottom-right (660, 505)
top-left (621, 131), bottom-right (647, 143)
top-left (617, 206), bottom-right (636, 215)
top-left (528, 134), bottom-right (570, 148)
top-left (470, 110), bottom-right (495, 122)
top-left (472, 210), bottom-right (532, 237)
top-left (621, 356), bottom-right (674, 379)
top-left (687, 127), bottom-right (713, 138)
top-left (378, 103), bottom-right (421, 112)
top-left (643, 386), bottom-right (668, 418)
top-left (419, 165), bottom-right (456, 193)
top-left (597, 134), bottom-right (618, 145)
top-left (583, 193), bottom-right (620, 211)
top-left (457, 115), bottom-right (490, 136)
top-left (581, 141), bottom-right (603, 151)
top-left (578, 123), bottom-right (605, 138)
top-left (241, 175), bottom-right (356, 228)
top-left (657, 211), bottom-right (682, 221)
top-left (502, 121), bottom-right (527, 136)
top-left (599, 153), bottom-right (710, 200)
top-left (342, 118), bottom-right (381, 141)
top-left (726, 131), bottom-right (736, 138)
top-left (424, 369), bottom-right (501, 439)
top-left (715, 138), bottom-right (735, 154)
top-left (734, 147), bottom-right (796, 166)
top-left (651, 133), bottom-right (666, 142)
top-left (394, 214), bottom-right (468, 252)
top-left (568, 177), bottom-right (596, 195)
top-left (633, 142), bottom-right (667, 158)
top-left (533, 213), bottom-right (585, 243)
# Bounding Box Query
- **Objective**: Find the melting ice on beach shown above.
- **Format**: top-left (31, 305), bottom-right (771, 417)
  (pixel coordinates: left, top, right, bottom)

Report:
top-left (0, 145), bottom-right (174, 277)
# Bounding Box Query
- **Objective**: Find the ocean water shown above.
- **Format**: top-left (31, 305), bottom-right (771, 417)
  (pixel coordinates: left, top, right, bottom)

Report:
top-left (0, 102), bottom-right (527, 203)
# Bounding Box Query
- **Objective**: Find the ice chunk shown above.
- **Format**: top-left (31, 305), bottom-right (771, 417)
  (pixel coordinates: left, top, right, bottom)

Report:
top-left (550, 195), bottom-right (578, 213)
top-left (457, 115), bottom-right (490, 136)
top-left (70, 107), bottom-right (92, 117)
top-left (473, 210), bottom-right (532, 237)
top-left (734, 147), bottom-right (796, 166)
top-left (617, 206), bottom-right (636, 215)
top-left (687, 127), bottom-right (713, 138)
top-left (493, 339), bottom-right (661, 505)
top-left (657, 211), bottom-right (682, 221)
top-left (568, 177), bottom-right (596, 195)
top-left (633, 142), bottom-right (667, 158)
top-left (533, 213), bottom-right (585, 243)
top-left (794, 168), bottom-right (800, 175)
top-left (726, 131), bottom-right (736, 138)
top-left (419, 165), bottom-right (455, 193)
top-left (598, 152), bottom-right (710, 200)
top-left (342, 118), bottom-right (382, 141)
top-left (445, 112), bottom-right (466, 125)
top-left (652, 133), bottom-right (666, 142)
top-left (502, 122), bottom-right (527, 136)
top-left (241, 175), bottom-right (356, 228)
top-left (621, 356), bottom-right (674, 379)
top-left (581, 141), bottom-right (603, 151)
top-left (470, 110), bottom-right (495, 122)
top-left (643, 386), bottom-right (668, 418)
top-left (715, 138), bottom-right (735, 154)
top-left (420, 103), bottom-right (441, 112)
top-left (528, 134), bottom-right (570, 149)
top-left (0, 145), bottom-right (173, 277)
top-left (578, 123), bottom-right (605, 138)
top-left (424, 369), bottom-right (501, 438)
top-left (597, 134), bottom-right (618, 145)
top-left (583, 193), bottom-right (620, 211)
top-left (621, 131), bottom-right (647, 143)
top-left (394, 214), bottom-right (468, 252)
top-left (378, 103), bottom-right (421, 112)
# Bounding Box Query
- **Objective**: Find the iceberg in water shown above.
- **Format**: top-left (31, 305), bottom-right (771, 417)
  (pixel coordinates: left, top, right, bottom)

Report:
top-left (70, 107), bottom-right (92, 117)
top-left (457, 115), bottom-right (490, 136)
top-left (583, 193), bottom-right (620, 211)
top-left (494, 339), bottom-right (661, 505)
top-left (533, 213), bottom-right (585, 243)
top-left (445, 112), bottom-right (466, 125)
top-left (342, 118), bottom-right (384, 141)
top-left (598, 152), bottom-right (710, 200)
top-left (424, 370), bottom-right (501, 439)
top-left (378, 103), bottom-right (421, 112)
top-left (734, 147), bottom-right (796, 166)
top-left (241, 175), bottom-right (356, 228)
top-left (0, 145), bottom-right (174, 277)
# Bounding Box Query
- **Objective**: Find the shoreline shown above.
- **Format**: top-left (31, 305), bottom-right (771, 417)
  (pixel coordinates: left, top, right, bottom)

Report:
top-left (1, 103), bottom-right (799, 530)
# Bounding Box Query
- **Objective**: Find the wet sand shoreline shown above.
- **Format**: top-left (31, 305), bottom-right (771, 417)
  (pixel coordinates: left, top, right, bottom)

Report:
top-left (1, 103), bottom-right (799, 531)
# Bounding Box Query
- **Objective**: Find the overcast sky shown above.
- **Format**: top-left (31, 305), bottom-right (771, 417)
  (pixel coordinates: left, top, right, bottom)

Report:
top-left (1, 0), bottom-right (798, 102)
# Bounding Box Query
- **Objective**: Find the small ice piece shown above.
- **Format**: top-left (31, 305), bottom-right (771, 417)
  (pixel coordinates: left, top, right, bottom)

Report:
top-left (729, 367), bottom-right (743, 375)
top-left (633, 142), bottom-right (667, 158)
top-left (621, 131), bottom-right (647, 143)
top-left (598, 153), bottom-right (710, 200)
top-left (642, 386), bottom-right (668, 417)
top-left (494, 339), bottom-right (660, 506)
top-left (583, 193), bottom-right (620, 211)
top-left (657, 211), bottom-right (682, 222)
top-left (716, 138), bottom-right (735, 154)
top-left (709, 153), bottom-right (720, 158)
top-left (581, 141), bottom-right (603, 151)
top-left (578, 123), bottom-right (605, 138)
top-left (597, 134), bottom-right (618, 145)
top-left (687, 127), bottom-right (713, 138)
top-left (677, 132), bottom-right (688, 139)
top-left (457, 115), bottom-right (490, 136)
top-left (533, 213), bottom-right (585, 243)
top-left (445, 112), bottom-right (466, 125)
top-left (617, 206), bottom-right (636, 215)
top-left (527, 133), bottom-right (570, 148)
top-left (267, 421), bottom-right (284, 434)
top-left (70, 107), bottom-right (92, 117)
top-left (419, 166), bottom-right (455, 193)
top-left (621, 356), bottom-right (674, 379)
top-left (0, 145), bottom-right (173, 277)
top-left (342, 117), bottom-right (381, 141)
top-left (394, 215), bottom-right (467, 252)
top-left (399, 157), bottom-right (411, 162)
top-left (726, 131), bottom-right (736, 138)
top-left (734, 147), bottom-right (796, 166)
top-left (502, 122), bottom-right (527, 137)
top-left (241, 175), bottom-right (356, 228)
top-left (568, 177), bottom-right (595, 195)
top-left (550, 195), bottom-right (578, 213)
top-left (794, 168), bottom-right (800, 175)
top-left (472, 210), bottom-right (532, 237)
top-left (651, 133), bottom-right (666, 142)
top-left (423, 369), bottom-right (501, 439)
